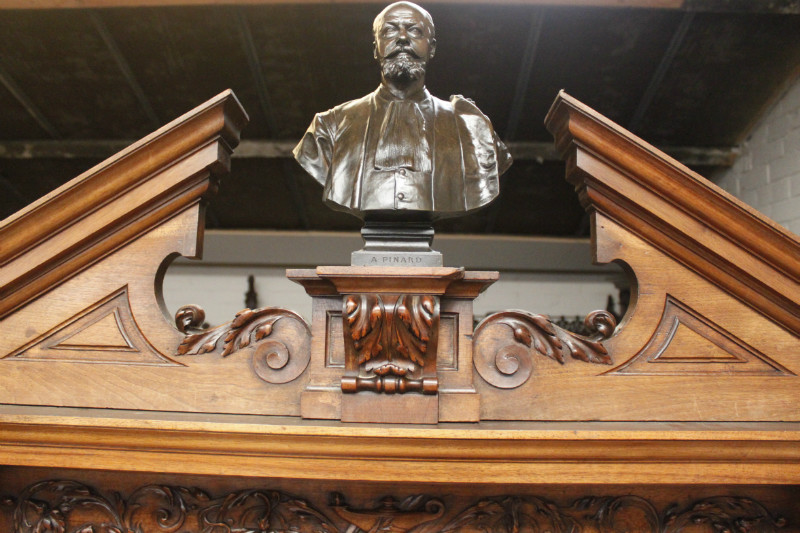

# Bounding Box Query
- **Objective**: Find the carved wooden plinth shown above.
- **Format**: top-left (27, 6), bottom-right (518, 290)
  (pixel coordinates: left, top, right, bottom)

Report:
top-left (289, 266), bottom-right (497, 423)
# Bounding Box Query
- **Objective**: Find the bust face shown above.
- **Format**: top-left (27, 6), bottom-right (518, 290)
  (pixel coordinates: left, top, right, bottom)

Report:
top-left (373, 4), bottom-right (436, 66)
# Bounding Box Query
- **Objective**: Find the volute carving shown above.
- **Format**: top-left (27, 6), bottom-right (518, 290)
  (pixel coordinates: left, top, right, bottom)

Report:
top-left (175, 305), bottom-right (311, 384)
top-left (329, 493), bottom-right (445, 533)
top-left (473, 310), bottom-right (616, 388)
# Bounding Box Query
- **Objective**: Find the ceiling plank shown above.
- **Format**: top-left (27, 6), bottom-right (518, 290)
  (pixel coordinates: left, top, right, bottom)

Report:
top-left (504, 8), bottom-right (544, 141)
top-left (9, 0), bottom-right (797, 13)
top-left (628, 12), bottom-right (694, 133)
top-left (0, 63), bottom-right (61, 139)
top-left (235, 8), bottom-right (277, 136)
top-left (0, 171), bottom-right (27, 204)
top-left (0, 1), bottom-right (685, 10)
top-left (235, 7), bottom-right (310, 229)
top-left (88, 10), bottom-right (161, 129)
top-left (0, 139), bottom-right (739, 167)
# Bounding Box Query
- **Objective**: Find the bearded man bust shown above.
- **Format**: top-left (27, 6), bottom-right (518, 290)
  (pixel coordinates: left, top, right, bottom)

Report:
top-left (294, 1), bottom-right (512, 219)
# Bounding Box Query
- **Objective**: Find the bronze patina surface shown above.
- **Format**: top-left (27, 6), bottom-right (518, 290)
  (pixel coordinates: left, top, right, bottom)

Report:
top-left (294, 2), bottom-right (512, 221)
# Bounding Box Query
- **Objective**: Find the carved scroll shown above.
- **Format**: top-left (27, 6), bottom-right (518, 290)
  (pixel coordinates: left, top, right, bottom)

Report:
top-left (1, 480), bottom-right (788, 533)
top-left (341, 294), bottom-right (439, 394)
top-left (663, 496), bottom-right (787, 533)
top-left (473, 310), bottom-right (616, 388)
top-left (330, 493), bottom-right (445, 533)
top-left (176, 305), bottom-right (311, 384)
top-left (6, 480), bottom-right (336, 533)
top-left (443, 495), bottom-right (659, 532)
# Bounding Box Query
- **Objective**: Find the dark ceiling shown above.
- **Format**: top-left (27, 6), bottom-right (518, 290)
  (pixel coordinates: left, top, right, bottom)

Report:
top-left (1, 1), bottom-right (799, 237)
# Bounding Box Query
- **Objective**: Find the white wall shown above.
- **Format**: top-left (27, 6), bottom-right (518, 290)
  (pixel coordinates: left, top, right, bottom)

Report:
top-left (715, 75), bottom-right (800, 236)
top-left (162, 233), bottom-right (625, 327)
top-left (163, 264), bottom-right (623, 326)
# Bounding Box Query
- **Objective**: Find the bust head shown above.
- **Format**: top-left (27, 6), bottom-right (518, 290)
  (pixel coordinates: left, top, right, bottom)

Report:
top-left (372, 2), bottom-right (437, 85)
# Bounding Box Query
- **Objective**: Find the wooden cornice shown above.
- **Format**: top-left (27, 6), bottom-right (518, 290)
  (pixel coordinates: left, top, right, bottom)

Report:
top-left (545, 90), bottom-right (800, 335)
top-left (2, 407), bottom-right (800, 485)
top-left (0, 90), bottom-right (248, 320)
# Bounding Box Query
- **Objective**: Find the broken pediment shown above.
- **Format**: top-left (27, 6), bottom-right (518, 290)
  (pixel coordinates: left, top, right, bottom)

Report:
top-left (0, 89), bottom-right (798, 426)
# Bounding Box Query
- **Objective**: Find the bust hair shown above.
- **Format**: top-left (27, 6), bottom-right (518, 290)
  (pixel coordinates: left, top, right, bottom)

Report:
top-left (372, 2), bottom-right (435, 40)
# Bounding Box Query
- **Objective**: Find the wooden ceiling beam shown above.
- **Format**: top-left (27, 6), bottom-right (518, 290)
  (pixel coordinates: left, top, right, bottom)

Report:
top-left (0, 1), bottom-right (685, 9)
top-left (0, 63), bottom-right (61, 139)
top-left (234, 8), bottom-right (310, 229)
top-left (0, 140), bottom-right (740, 167)
top-left (504, 8), bottom-right (544, 141)
top-left (628, 12), bottom-right (694, 133)
top-left (88, 10), bottom-right (161, 129)
top-left (3, 1), bottom-right (799, 13)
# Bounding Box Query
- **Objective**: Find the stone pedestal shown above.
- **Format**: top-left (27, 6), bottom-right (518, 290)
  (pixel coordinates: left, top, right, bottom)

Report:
top-left (288, 266), bottom-right (497, 424)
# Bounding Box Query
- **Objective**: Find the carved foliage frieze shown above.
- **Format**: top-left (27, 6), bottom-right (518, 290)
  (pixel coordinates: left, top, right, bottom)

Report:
top-left (473, 310), bottom-right (616, 388)
top-left (0, 480), bottom-right (787, 533)
top-left (175, 305), bottom-right (311, 384)
top-left (341, 294), bottom-right (439, 394)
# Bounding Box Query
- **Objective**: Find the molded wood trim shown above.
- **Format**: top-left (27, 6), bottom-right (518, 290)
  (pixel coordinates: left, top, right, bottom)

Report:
top-left (2, 408), bottom-right (800, 484)
top-left (545, 90), bottom-right (800, 334)
top-left (0, 90), bottom-right (248, 319)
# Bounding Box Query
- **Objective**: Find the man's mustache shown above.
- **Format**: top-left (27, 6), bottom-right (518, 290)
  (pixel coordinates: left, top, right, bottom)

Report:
top-left (385, 48), bottom-right (421, 60)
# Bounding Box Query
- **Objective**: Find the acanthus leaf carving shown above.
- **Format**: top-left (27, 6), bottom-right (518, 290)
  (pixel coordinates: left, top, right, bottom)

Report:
top-left (199, 489), bottom-right (336, 533)
top-left (124, 485), bottom-right (208, 532)
top-left (663, 496), bottom-right (787, 533)
top-left (442, 496), bottom-right (576, 532)
top-left (342, 294), bottom-right (439, 394)
top-left (176, 305), bottom-right (311, 384)
top-left (345, 295), bottom-right (384, 366)
top-left (393, 295), bottom-right (437, 368)
top-left (473, 309), bottom-right (616, 389)
top-left (13, 480), bottom-right (125, 533)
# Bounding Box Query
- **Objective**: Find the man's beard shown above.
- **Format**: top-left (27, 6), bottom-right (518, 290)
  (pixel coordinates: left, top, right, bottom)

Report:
top-left (381, 55), bottom-right (426, 82)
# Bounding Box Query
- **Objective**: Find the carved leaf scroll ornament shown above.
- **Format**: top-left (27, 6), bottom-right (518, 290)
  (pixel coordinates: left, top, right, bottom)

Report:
top-left (13, 480), bottom-right (126, 533)
top-left (663, 496), bottom-right (787, 533)
top-left (329, 493), bottom-right (445, 533)
top-left (442, 495), bottom-right (662, 532)
top-left (6, 481), bottom-right (336, 533)
top-left (1, 481), bottom-right (788, 533)
top-left (175, 305), bottom-right (311, 384)
top-left (473, 310), bottom-right (616, 389)
top-left (199, 489), bottom-right (336, 533)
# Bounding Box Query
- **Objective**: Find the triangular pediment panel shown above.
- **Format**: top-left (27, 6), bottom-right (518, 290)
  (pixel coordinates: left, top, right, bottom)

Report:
top-left (5, 287), bottom-right (181, 366)
top-left (608, 296), bottom-right (792, 376)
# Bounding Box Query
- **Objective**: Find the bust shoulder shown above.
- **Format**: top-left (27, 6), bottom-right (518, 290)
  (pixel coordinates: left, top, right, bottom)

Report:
top-left (315, 91), bottom-right (376, 133)
top-left (448, 94), bottom-right (491, 120)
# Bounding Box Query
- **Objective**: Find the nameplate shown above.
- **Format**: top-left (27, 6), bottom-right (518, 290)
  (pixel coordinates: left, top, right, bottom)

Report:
top-left (351, 251), bottom-right (443, 267)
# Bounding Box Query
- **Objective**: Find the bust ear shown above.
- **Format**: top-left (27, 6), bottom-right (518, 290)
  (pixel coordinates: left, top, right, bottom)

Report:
top-left (429, 38), bottom-right (437, 59)
top-left (373, 41), bottom-right (378, 60)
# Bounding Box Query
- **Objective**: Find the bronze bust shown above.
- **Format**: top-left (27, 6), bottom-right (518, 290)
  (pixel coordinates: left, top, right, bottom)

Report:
top-left (294, 1), bottom-right (512, 220)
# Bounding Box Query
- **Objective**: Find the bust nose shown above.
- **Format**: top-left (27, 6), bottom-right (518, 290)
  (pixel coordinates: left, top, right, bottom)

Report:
top-left (396, 28), bottom-right (410, 45)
